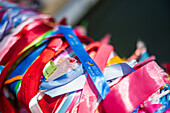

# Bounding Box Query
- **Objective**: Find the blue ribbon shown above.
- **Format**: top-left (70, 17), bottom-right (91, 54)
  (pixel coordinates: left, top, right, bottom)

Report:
top-left (42, 26), bottom-right (135, 99)
top-left (0, 65), bottom-right (4, 74)
top-left (40, 64), bottom-right (85, 90)
top-left (132, 106), bottom-right (140, 113)
top-left (160, 84), bottom-right (170, 104)
top-left (41, 62), bottom-right (134, 90)
top-left (154, 84), bottom-right (170, 113)
top-left (8, 40), bottom-right (49, 95)
top-left (138, 51), bottom-right (149, 62)
top-left (154, 100), bottom-right (170, 113)
top-left (104, 63), bottom-right (134, 80)
top-left (0, 1), bottom-right (18, 8)
top-left (44, 74), bottom-right (87, 98)
top-left (13, 11), bottom-right (37, 27)
top-left (42, 62), bottom-right (134, 97)
top-left (51, 26), bottom-right (110, 99)
top-left (0, 7), bottom-right (37, 40)
top-left (57, 91), bottom-right (76, 113)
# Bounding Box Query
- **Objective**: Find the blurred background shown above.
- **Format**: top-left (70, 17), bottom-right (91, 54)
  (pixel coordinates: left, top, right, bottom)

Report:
top-left (78, 0), bottom-right (170, 65)
top-left (8, 0), bottom-right (170, 64)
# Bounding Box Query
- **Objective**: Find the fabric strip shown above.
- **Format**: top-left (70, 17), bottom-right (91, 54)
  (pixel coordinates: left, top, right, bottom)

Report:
top-left (102, 61), bottom-right (165, 113)
top-left (59, 26), bottom-right (110, 99)
top-left (78, 43), bottom-right (113, 113)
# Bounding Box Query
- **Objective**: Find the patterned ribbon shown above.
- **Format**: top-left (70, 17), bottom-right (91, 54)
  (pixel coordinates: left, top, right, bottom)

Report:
top-left (58, 26), bottom-right (110, 99)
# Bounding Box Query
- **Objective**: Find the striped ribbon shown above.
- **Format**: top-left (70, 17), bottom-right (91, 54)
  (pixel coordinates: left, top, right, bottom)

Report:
top-left (7, 40), bottom-right (49, 95)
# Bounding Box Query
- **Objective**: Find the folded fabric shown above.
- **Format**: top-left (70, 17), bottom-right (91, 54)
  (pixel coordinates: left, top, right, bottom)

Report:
top-left (40, 64), bottom-right (85, 90)
top-left (102, 61), bottom-right (165, 113)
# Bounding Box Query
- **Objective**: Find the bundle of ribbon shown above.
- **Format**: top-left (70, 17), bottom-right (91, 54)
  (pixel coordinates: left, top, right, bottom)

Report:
top-left (0, 1), bottom-right (170, 113)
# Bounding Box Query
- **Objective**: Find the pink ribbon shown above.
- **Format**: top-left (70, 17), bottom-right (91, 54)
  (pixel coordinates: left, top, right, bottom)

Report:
top-left (102, 61), bottom-right (165, 113)
top-left (78, 43), bottom-right (113, 113)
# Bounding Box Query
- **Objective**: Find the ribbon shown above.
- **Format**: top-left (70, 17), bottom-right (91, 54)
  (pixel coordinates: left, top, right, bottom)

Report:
top-left (138, 51), bottom-right (149, 62)
top-left (0, 14), bottom-right (53, 62)
top-left (0, 20), bottom-right (53, 65)
top-left (65, 90), bottom-right (81, 112)
top-left (164, 108), bottom-right (170, 113)
top-left (155, 100), bottom-right (170, 113)
top-left (0, 27), bottom-right (51, 97)
top-left (104, 63), bottom-right (134, 80)
top-left (0, 1), bottom-right (18, 8)
top-left (0, 7), bottom-right (37, 40)
top-left (107, 55), bottom-right (126, 65)
top-left (160, 84), bottom-right (170, 104)
top-left (5, 75), bottom-right (23, 85)
top-left (40, 61), bottom-right (135, 97)
top-left (52, 46), bottom-right (75, 65)
top-left (21, 30), bottom-right (54, 53)
top-left (15, 80), bottom-right (21, 95)
top-left (29, 92), bottom-right (43, 113)
top-left (46, 57), bottom-right (78, 81)
top-left (58, 26), bottom-right (110, 99)
top-left (57, 91), bottom-right (76, 113)
top-left (54, 93), bottom-right (71, 113)
top-left (0, 93), bottom-right (18, 113)
top-left (7, 41), bottom-right (49, 95)
top-left (78, 43), bottom-right (113, 113)
top-left (102, 61), bottom-right (165, 113)
top-left (17, 38), bottom-right (63, 110)
top-left (0, 65), bottom-right (4, 74)
top-left (42, 60), bottom-right (57, 79)
top-left (54, 90), bottom-right (81, 113)
top-left (44, 74), bottom-right (87, 98)
top-left (137, 104), bottom-right (161, 113)
top-left (134, 56), bottom-right (156, 69)
top-left (0, 33), bottom-right (20, 62)
top-left (40, 64), bottom-right (85, 90)
top-left (38, 94), bottom-right (66, 113)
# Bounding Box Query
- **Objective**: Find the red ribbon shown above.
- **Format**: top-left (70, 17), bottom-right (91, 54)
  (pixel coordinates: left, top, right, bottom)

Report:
top-left (39, 94), bottom-right (67, 113)
top-left (0, 93), bottom-right (18, 113)
top-left (0, 20), bottom-right (52, 65)
top-left (17, 38), bottom-right (63, 111)
top-left (0, 21), bottom-right (53, 113)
